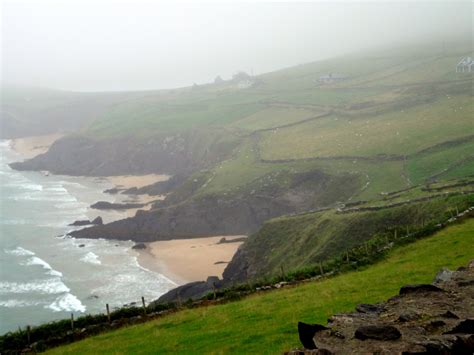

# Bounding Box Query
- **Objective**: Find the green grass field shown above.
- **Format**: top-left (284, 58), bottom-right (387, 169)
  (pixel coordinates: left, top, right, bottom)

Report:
top-left (258, 96), bottom-right (473, 160)
top-left (407, 139), bottom-right (474, 184)
top-left (48, 218), bottom-right (474, 354)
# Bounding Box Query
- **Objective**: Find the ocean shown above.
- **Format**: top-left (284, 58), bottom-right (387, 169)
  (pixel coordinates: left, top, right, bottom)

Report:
top-left (0, 140), bottom-right (176, 334)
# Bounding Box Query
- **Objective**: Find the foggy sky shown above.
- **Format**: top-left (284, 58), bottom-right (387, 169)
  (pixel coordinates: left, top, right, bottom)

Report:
top-left (2, 1), bottom-right (472, 92)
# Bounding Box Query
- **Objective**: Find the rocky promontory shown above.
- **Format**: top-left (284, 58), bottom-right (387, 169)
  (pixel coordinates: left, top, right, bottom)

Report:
top-left (9, 130), bottom-right (239, 177)
top-left (90, 201), bottom-right (145, 210)
top-left (69, 216), bottom-right (103, 226)
top-left (68, 170), bottom-right (358, 242)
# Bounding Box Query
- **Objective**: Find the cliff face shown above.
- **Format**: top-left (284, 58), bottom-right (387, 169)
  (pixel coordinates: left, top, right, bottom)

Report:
top-left (10, 130), bottom-right (239, 176)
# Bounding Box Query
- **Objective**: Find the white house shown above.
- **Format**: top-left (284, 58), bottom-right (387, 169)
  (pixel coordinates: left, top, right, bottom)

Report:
top-left (456, 57), bottom-right (474, 73)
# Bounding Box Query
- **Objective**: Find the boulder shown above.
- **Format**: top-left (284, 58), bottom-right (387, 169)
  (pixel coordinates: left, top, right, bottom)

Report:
top-left (433, 268), bottom-right (454, 284)
top-left (439, 310), bottom-right (459, 319)
top-left (397, 312), bottom-right (421, 322)
top-left (354, 325), bottom-right (401, 340)
top-left (451, 334), bottom-right (474, 353)
top-left (399, 284), bottom-right (444, 295)
top-left (444, 319), bottom-right (474, 334)
top-left (356, 303), bottom-right (385, 314)
top-left (91, 216), bottom-right (103, 225)
top-left (132, 243), bottom-right (147, 250)
top-left (297, 322), bottom-right (328, 349)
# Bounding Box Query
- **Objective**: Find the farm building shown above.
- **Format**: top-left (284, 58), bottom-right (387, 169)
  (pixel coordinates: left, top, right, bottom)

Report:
top-left (317, 73), bottom-right (348, 84)
top-left (456, 57), bottom-right (474, 73)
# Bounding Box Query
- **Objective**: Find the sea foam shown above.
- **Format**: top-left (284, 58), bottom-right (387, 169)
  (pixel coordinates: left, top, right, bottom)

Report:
top-left (80, 252), bottom-right (101, 265)
top-left (46, 293), bottom-right (86, 313)
top-left (0, 279), bottom-right (70, 295)
top-left (0, 299), bottom-right (42, 308)
top-left (4, 246), bottom-right (35, 256)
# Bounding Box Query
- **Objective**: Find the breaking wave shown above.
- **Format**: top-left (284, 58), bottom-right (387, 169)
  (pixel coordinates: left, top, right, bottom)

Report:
top-left (0, 279), bottom-right (70, 295)
top-left (46, 293), bottom-right (86, 313)
top-left (24, 256), bottom-right (63, 277)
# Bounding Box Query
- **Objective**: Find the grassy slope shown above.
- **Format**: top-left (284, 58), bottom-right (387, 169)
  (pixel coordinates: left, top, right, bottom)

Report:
top-left (258, 96), bottom-right (473, 159)
top-left (225, 191), bottom-right (474, 280)
top-left (49, 218), bottom-right (474, 354)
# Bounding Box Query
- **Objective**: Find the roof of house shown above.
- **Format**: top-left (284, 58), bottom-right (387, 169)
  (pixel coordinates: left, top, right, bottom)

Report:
top-left (457, 57), bottom-right (473, 66)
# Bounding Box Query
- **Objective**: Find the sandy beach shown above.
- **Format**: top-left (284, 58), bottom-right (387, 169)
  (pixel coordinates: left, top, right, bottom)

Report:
top-left (137, 236), bottom-right (247, 284)
top-left (10, 133), bottom-right (64, 159)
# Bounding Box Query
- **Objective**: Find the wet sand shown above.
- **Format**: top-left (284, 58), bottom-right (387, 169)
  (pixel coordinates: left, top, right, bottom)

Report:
top-left (137, 236), bottom-right (247, 284)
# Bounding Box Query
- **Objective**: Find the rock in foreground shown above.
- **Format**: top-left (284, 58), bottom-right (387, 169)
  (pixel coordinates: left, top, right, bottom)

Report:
top-left (287, 260), bottom-right (474, 354)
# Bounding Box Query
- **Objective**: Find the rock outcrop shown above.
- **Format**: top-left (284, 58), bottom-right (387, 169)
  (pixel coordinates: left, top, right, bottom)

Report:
top-left (69, 216), bottom-right (103, 226)
top-left (90, 201), bottom-right (145, 210)
top-left (287, 261), bottom-right (474, 354)
top-left (152, 276), bottom-right (222, 304)
top-left (69, 170), bottom-right (359, 242)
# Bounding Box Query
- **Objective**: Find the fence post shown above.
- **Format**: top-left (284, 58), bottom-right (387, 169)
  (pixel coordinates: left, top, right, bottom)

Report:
top-left (319, 261), bottom-right (324, 275)
top-left (280, 265), bottom-right (285, 278)
top-left (212, 282), bottom-right (217, 300)
top-left (364, 242), bottom-right (369, 255)
top-left (27, 325), bottom-right (31, 345)
top-left (106, 303), bottom-right (111, 324)
top-left (71, 313), bottom-right (74, 331)
top-left (141, 296), bottom-right (147, 315)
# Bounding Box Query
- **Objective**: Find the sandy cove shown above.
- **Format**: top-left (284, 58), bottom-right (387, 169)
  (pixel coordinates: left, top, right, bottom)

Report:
top-left (137, 236), bottom-right (247, 285)
top-left (10, 135), bottom-right (246, 285)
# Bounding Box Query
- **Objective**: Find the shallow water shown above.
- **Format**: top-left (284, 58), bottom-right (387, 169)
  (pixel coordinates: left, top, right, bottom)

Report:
top-left (0, 141), bottom-right (176, 334)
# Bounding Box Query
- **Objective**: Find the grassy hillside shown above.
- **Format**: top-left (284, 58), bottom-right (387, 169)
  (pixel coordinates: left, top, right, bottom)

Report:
top-left (132, 40), bottom-right (472, 204)
top-left (223, 185), bottom-right (474, 282)
top-left (48, 218), bottom-right (474, 354)
top-left (6, 40), bottom-right (473, 198)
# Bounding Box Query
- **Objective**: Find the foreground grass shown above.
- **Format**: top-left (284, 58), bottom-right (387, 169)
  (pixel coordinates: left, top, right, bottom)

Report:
top-left (50, 219), bottom-right (474, 354)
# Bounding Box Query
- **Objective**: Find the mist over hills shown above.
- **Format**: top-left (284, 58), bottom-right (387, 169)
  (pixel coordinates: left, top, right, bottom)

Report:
top-left (1, 1), bottom-right (474, 351)
top-left (4, 38), bottom-right (473, 285)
